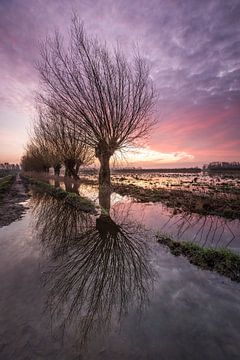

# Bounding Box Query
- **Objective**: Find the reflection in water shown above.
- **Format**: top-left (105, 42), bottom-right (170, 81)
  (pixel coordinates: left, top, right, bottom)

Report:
top-left (49, 178), bottom-right (80, 194)
top-left (32, 193), bottom-right (93, 258)
top-left (48, 178), bottom-right (240, 250)
top-left (31, 188), bottom-right (152, 348)
top-left (159, 211), bottom-right (240, 249)
top-left (64, 180), bottom-right (79, 193)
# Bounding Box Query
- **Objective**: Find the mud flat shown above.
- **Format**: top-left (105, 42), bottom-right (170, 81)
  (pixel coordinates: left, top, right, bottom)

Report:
top-left (0, 175), bottom-right (29, 228)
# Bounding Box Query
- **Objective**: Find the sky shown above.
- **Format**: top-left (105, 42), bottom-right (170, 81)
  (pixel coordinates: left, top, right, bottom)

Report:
top-left (0, 0), bottom-right (240, 168)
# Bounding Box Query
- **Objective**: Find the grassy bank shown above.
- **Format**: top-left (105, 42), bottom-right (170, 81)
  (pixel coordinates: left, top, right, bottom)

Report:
top-left (113, 183), bottom-right (240, 220)
top-left (0, 175), bottom-right (14, 203)
top-left (21, 175), bottom-right (96, 213)
top-left (157, 234), bottom-right (240, 282)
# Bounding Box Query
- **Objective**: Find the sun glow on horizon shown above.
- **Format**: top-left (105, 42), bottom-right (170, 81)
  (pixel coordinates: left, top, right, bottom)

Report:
top-left (114, 146), bottom-right (194, 167)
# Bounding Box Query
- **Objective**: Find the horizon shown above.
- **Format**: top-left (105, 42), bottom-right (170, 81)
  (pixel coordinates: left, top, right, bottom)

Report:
top-left (2, 161), bottom-right (240, 171)
top-left (0, 0), bottom-right (240, 166)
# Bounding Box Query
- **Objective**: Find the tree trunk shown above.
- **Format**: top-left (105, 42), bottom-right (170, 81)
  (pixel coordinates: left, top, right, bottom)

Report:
top-left (98, 154), bottom-right (111, 187)
top-left (64, 159), bottom-right (78, 179)
top-left (98, 153), bottom-right (111, 213)
top-left (54, 163), bottom-right (61, 177)
top-left (64, 180), bottom-right (72, 192)
top-left (96, 214), bottom-right (119, 237)
top-left (55, 179), bottom-right (60, 188)
top-left (73, 182), bottom-right (79, 193)
top-left (75, 163), bottom-right (81, 180)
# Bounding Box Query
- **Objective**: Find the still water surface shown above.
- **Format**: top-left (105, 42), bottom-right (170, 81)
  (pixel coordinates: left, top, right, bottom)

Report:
top-left (0, 187), bottom-right (240, 359)
top-left (51, 179), bottom-right (240, 251)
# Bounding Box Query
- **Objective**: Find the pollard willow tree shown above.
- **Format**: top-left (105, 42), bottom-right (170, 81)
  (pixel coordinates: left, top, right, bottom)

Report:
top-left (30, 113), bottom-right (62, 176)
top-left (37, 15), bottom-right (155, 189)
top-left (33, 106), bottom-right (94, 179)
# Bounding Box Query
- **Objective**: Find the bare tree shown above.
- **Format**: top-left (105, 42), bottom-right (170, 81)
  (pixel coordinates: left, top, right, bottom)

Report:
top-left (21, 143), bottom-right (51, 172)
top-left (31, 190), bottom-right (151, 347)
top-left (30, 119), bottom-right (62, 176)
top-left (37, 15), bottom-right (155, 188)
top-left (33, 106), bottom-right (94, 179)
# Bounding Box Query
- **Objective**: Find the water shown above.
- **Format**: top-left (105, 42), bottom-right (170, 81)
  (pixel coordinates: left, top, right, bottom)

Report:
top-left (0, 184), bottom-right (240, 359)
top-left (50, 179), bottom-right (240, 251)
top-left (84, 171), bottom-right (240, 194)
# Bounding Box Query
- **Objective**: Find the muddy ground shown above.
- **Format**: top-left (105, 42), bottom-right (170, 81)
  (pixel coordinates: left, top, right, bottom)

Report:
top-left (0, 175), bottom-right (29, 228)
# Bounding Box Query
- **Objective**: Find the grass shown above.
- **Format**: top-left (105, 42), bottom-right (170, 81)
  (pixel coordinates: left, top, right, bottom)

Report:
top-left (0, 175), bottom-right (14, 203)
top-left (157, 234), bottom-right (240, 282)
top-left (21, 175), bottom-right (96, 213)
top-left (113, 183), bottom-right (240, 220)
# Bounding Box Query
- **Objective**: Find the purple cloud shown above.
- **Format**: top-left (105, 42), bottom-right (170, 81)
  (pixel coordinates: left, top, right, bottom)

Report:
top-left (0, 0), bottom-right (239, 165)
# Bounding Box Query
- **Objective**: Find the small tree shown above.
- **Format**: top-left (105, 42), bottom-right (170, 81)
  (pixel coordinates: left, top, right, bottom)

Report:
top-left (37, 15), bottom-right (155, 188)
top-left (21, 143), bottom-right (51, 172)
top-left (30, 119), bottom-right (62, 176)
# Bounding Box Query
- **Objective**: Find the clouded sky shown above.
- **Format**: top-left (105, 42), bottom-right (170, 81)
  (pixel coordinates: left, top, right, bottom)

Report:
top-left (0, 0), bottom-right (239, 167)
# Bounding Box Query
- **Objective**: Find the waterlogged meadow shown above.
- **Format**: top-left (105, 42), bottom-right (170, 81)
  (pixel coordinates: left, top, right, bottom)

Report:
top-left (47, 171), bottom-right (240, 251)
top-left (0, 170), bottom-right (240, 359)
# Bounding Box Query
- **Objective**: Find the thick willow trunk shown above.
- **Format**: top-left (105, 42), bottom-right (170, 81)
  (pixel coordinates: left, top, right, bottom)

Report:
top-left (72, 171), bottom-right (80, 180)
top-left (55, 179), bottom-right (60, 188)
top-left (64, 180), bottom-right (72, 192)
top-left (96, 213), bottom-right (119, 237)
top-left (98, 154), bottom-right (111, 213)
top-left (43, 166), bottom-right (49, 173)
top-left (64, 160), bottom-right (72, 178)
top-left (75, 163), bottom-right (81, 180)
top-left (98, 154), bottom-right (111, 187)
top-left (64, 159), bottom-right (79, 180)
top-left (54, 163), bottom-right (61, 177)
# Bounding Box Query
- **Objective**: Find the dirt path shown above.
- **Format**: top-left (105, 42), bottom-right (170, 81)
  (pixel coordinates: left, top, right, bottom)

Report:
top-left (0, 174), bottom-right (29, 228)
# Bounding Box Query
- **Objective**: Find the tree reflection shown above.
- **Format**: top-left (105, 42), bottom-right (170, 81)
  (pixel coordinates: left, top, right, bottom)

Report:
top-left (31, 186), bottom-right (152, 347)
top-left (159, 210), bottom-right (239, 248)
top-left (31, 193), bottom-right (93, 259)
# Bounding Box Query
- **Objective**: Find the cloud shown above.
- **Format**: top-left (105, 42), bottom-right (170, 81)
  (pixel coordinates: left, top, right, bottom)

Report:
top-left (0, 0), bottom-right (239, 164)
top-left (115, 146), bottom-right (194, 167)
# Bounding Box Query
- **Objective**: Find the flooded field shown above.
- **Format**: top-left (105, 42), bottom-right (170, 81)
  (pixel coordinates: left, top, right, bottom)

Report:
top-left (84, 171), bottom-right (240, 194)
top-left (50, 172), bottom-right (240, 251)
top-left (0, 172), bottom-right (240, 359)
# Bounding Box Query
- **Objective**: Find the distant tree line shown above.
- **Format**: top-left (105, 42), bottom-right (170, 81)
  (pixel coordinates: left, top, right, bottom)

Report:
top-left (113, 167), bottom-right (201, 173)
top-left (204, 162), bottom-right (240, 171)
top-left (0, 163), bottom-right (20, 170)
top-left (0, 163), bottom-right (20, 177)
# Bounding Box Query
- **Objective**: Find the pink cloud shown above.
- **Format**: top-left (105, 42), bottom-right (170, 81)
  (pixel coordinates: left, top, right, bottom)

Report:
top-left (0, 0), bottom-right (239, 166)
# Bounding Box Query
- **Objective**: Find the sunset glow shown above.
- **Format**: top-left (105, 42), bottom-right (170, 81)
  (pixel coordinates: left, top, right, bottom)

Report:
top-left (0, 0), bottom-right (240, 166)
top-left (115, 146), bottom-right (194, 168)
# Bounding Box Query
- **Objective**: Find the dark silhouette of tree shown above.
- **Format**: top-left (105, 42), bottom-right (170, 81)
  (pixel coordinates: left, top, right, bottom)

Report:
top-left (37, 14), bottom-right (155, 189)
top-left (32, 106), bottom-right (94, 179)
top-left (21, 143), bottom-right (51, 172)
top-left (205, 162), bottom-right (240, 171)
top-left (31, 187), bottom-right (152, 347)
top-left (29, 120), bottom-right (62, 175)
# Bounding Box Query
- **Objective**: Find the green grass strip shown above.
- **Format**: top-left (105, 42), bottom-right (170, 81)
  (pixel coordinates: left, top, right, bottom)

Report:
top-left (157, 234), bottom-right (240, 282)
top-left (22, 175), bottom-right (96, 213)
top-left (0, 175), bottom-right (14, 203)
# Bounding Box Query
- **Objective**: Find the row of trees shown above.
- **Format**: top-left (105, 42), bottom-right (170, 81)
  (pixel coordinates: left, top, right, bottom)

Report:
top-left (203, 162), bottom-right (240, 171)
top-left (21, 108), bottom-right (94, 179)
top-left (0, 163), bottom-right (20, 170)
top-left (22, 14), bottom-right (155, 185)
